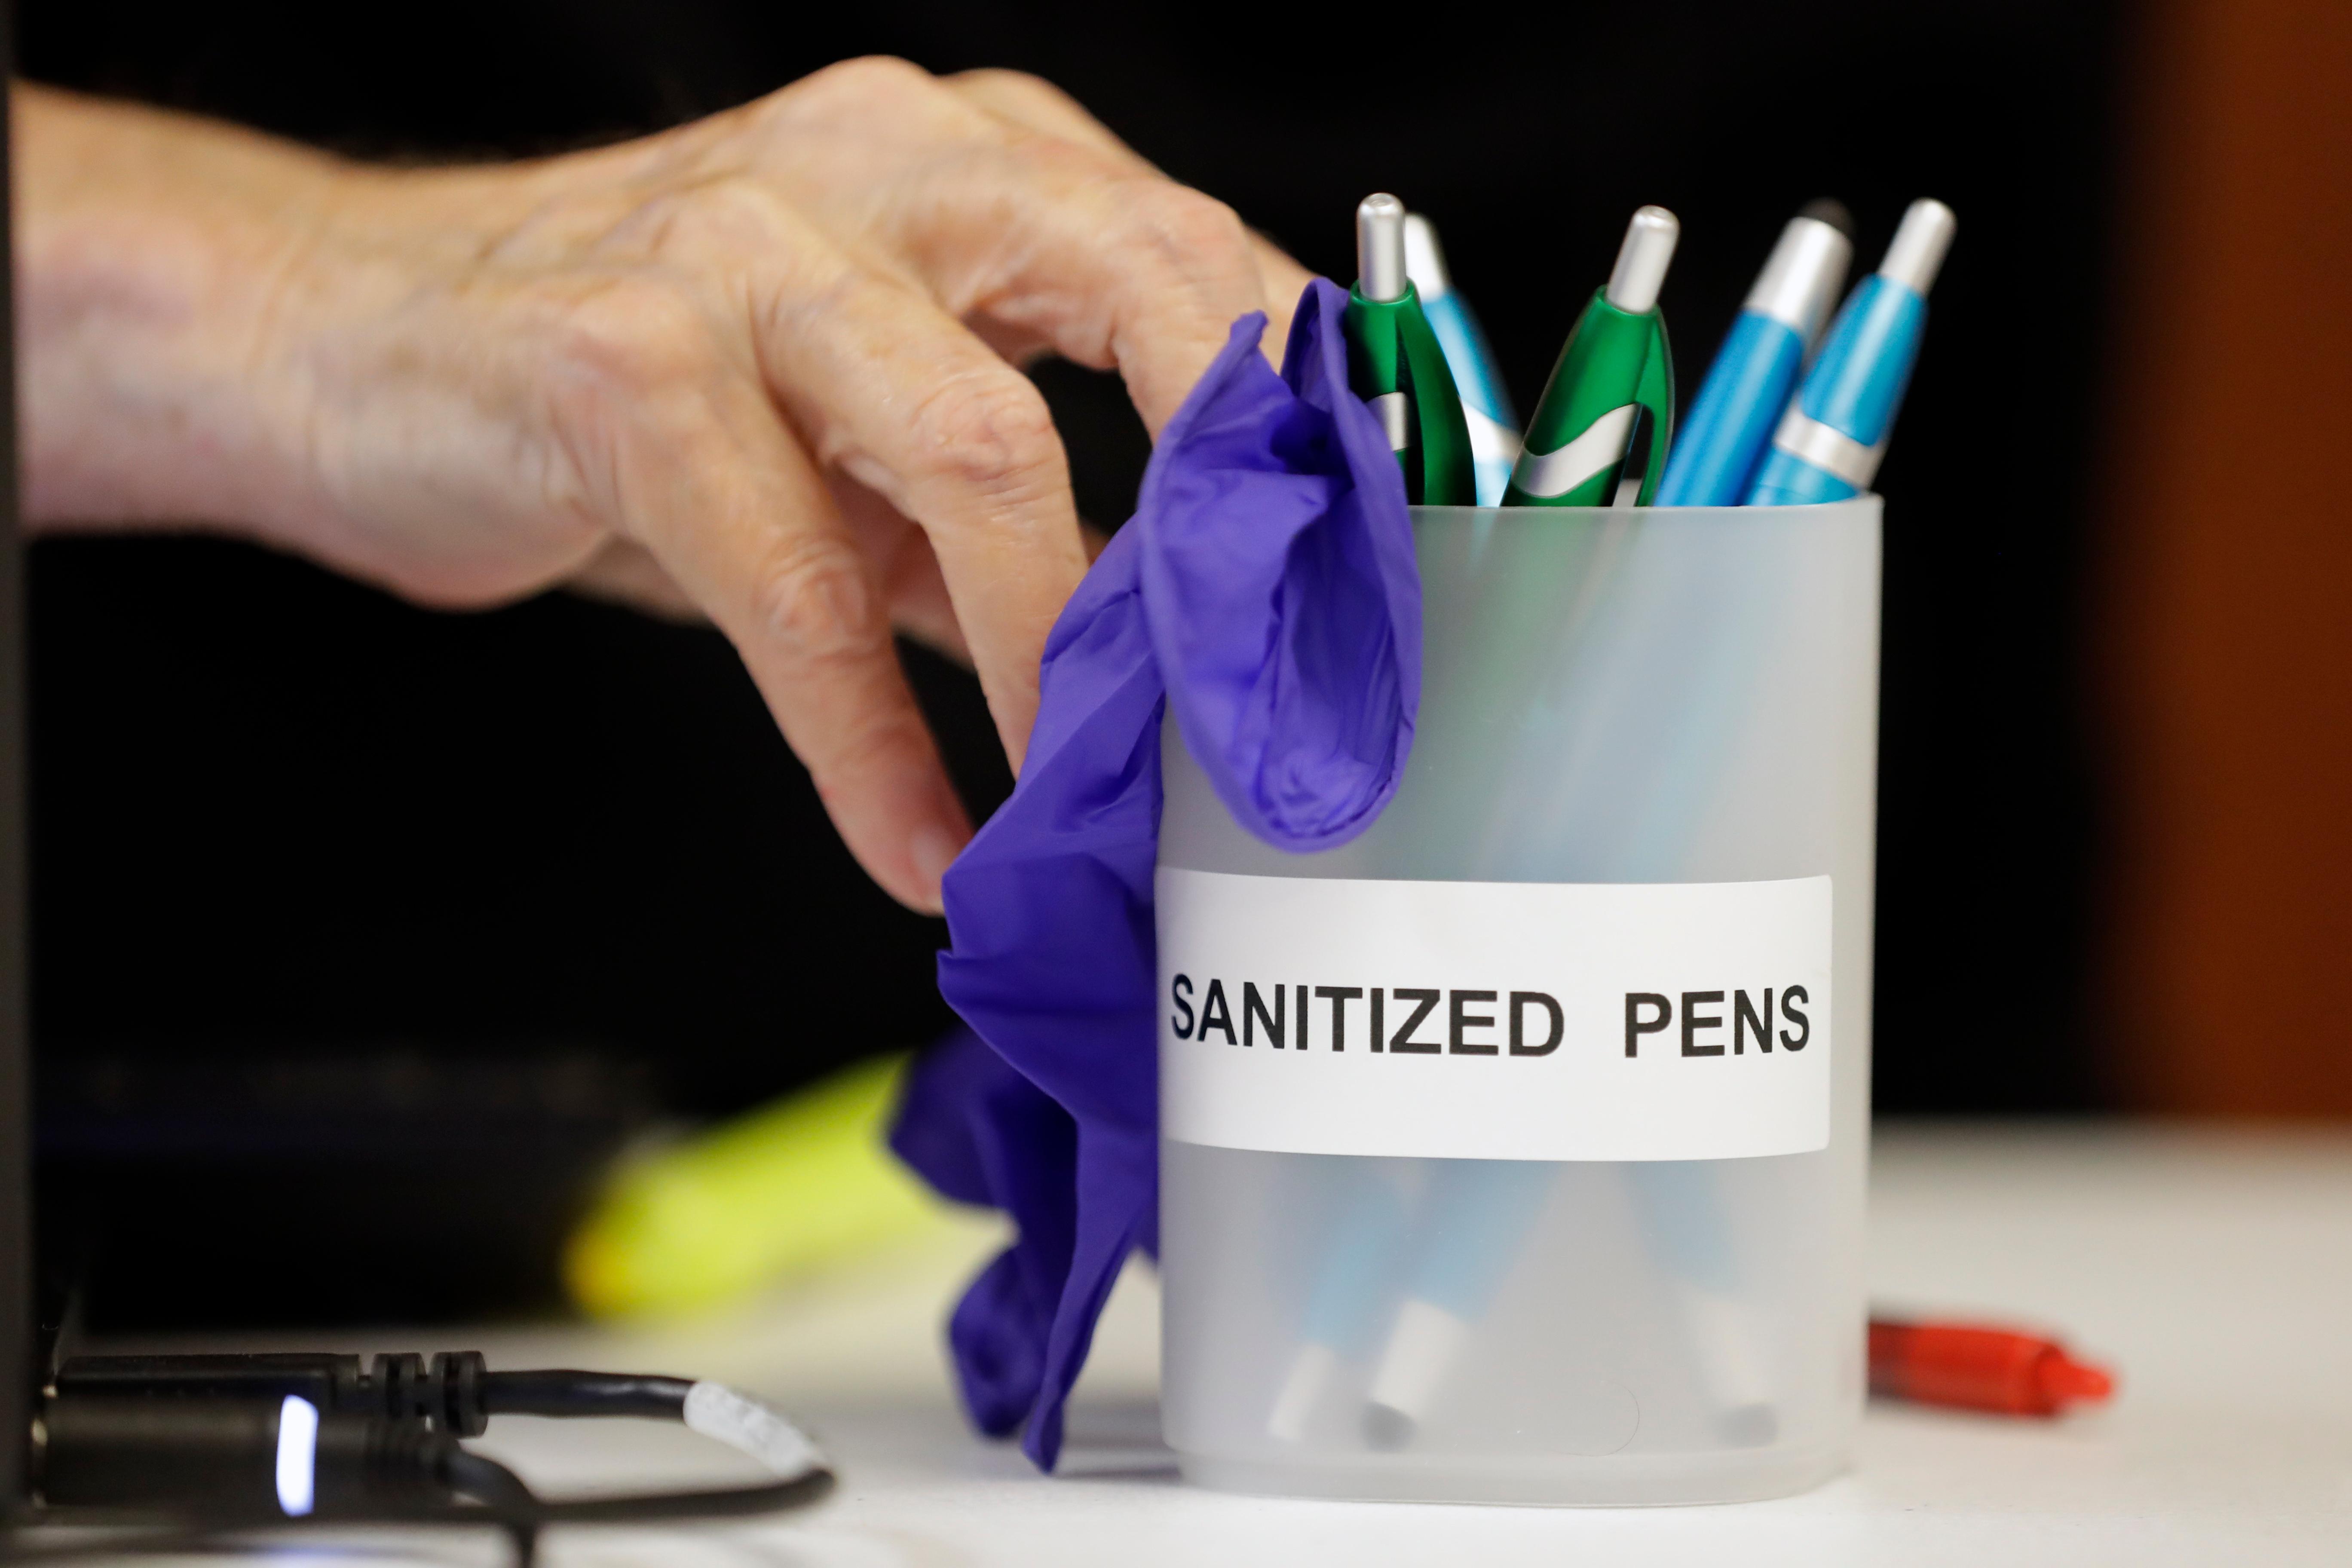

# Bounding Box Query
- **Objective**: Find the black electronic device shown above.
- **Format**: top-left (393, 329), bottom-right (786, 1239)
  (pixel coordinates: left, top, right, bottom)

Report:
top-left (33, 1349), bottom-right (836, 1561)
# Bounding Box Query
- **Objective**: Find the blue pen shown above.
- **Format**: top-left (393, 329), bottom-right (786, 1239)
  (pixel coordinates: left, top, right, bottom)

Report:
top-left (1405, 214), bottom-right (1520, 507)
top-left (1361, 1159), bottom-right (1552, 1447)
top-left (1655, 201), bottom-right (1854, 507)
top-left (1266, 1157), bottom-right (1550, 1448)
top-left (1746, 199), bottom-right (1956, 505)
top-left (1265, 1167), bottom-right (1409, 1442)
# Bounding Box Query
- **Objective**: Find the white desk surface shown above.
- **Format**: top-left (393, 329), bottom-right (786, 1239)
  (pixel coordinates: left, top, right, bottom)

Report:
top-left (59, 1124), bottom-right (2352, 1565)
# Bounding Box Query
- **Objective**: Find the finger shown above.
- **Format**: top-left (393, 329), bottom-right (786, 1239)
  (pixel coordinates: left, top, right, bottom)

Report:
top-left (827, 473), bottom-right (972, 664)
top-left (760, 64), bottom-right (1268, 434)
top-left (556, 282), bottom-right (971, 912)
top-left (768, 267), bottom-right (1083, 765)
top-left (1246, 233), bottom-right (1316, 363)
top-left (948, 70), bottom-right (1314, 361)
top-left (655, 184), bottom-right (1086, 768)
top-left (899, 154), bottom-right (1265, 434)
top-left (570, 426), bottom-right (974, 661)
top-left (573, 462), bottom-right (974, 664)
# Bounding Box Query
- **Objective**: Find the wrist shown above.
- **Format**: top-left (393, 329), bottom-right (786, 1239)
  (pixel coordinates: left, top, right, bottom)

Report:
top-left (17, 86), bottom-right (356, 536)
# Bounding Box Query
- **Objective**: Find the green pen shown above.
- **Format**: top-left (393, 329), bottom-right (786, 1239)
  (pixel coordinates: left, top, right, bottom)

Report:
top-left (1345, 193), bottom-right (1476, 506)
top-left (1504, 205), bottom-right (1680, 507)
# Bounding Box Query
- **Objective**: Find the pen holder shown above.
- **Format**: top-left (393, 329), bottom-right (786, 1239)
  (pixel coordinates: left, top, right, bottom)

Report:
top-left (1155, 498), bottom-right (1880, 1504)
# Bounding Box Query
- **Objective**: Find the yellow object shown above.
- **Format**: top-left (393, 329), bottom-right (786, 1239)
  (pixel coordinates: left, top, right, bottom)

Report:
top-left (565, 1051), bottom-right (949, 1319)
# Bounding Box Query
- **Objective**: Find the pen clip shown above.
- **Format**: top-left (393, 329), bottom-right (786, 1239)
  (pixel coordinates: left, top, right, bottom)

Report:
top-left (1627, 314), bottom-right (1676, 508)
top-left (1346, 282), bottom-right (1477, 507)
top-left (1396, 297), bottom-right (1476, 507)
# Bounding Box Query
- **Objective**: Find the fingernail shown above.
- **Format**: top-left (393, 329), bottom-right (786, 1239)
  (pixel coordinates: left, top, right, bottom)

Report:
top-left (909, 823), bottom-right (964, 910)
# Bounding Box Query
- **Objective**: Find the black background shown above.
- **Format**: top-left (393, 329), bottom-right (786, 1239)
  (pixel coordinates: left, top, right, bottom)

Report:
top-left (23, 0), bottom-right (2122, 1316)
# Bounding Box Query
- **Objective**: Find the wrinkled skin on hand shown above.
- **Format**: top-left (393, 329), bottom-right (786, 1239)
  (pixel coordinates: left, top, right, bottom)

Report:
top-left (18, 62), bottom-right (1312, 911)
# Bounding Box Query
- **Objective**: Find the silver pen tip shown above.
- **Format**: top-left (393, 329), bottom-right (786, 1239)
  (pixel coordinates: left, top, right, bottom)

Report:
top-left (1878, 199), bottom-right (1957, 296)
top-left (1357, 194), bottom-right (1409, 303)
top-left (1605, 205), bottom-right (1681, 314)
top-left (1798, 197), bottom-right (1855, 239)
top-left (1746, 208), bottom-right (1855, 338)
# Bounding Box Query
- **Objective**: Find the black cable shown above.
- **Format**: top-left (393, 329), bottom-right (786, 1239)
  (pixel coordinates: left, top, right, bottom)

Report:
top-left (481, 1369), bottom-right (693, 1421)
top-left (29, 1351), bottom-right (837, 1561)
top-left (441, 1448), bottom-right (540, 1567)
top-left (55, 1355), bottom-right (704, 1432)
top-left (524, 1468), bottom-right (836, 1522)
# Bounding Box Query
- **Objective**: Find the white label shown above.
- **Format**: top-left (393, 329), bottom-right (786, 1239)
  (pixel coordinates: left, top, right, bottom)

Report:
top-left (1157, 868), bottom-right (1831, 1162)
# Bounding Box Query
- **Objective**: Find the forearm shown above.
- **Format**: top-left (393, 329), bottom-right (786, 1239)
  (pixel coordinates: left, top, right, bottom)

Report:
top-left (16, 83), bottom-right (350, 533)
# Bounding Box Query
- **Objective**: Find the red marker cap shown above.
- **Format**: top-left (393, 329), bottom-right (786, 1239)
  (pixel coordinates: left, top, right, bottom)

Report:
top-left (1868, 1318), bottom-right (2116, 1417)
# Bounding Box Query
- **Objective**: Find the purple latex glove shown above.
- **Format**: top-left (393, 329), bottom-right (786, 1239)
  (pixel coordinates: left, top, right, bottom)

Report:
top-left (888, 1026), bottom-right (1076, 1435)
top-left (897, 278), bottom-right (1418, 1470)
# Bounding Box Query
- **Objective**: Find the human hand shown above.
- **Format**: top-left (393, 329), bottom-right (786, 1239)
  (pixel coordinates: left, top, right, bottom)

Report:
top-left (18, 67), bottom-right (1315, 912)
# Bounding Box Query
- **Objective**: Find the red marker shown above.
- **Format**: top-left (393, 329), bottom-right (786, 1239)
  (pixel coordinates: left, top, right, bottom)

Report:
top-left (1868, 1318), bottom-right (2116, 1416)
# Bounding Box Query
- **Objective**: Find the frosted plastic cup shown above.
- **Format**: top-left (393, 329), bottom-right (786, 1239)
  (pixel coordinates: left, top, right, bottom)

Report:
top-left (1154, 499), bottom-right (1881, 1504)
